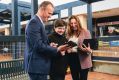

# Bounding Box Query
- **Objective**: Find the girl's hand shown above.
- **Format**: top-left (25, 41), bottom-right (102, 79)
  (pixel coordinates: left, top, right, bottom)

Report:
top-left (67, 48), bottom-right (72, 53)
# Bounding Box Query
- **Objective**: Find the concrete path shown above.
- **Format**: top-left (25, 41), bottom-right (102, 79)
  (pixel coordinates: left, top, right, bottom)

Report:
top-left (65, 72), bottom-right (119, 80)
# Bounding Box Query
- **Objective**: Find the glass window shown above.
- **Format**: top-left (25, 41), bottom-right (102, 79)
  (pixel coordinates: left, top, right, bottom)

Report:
top-left (97, 25), bottom-right (119, 36)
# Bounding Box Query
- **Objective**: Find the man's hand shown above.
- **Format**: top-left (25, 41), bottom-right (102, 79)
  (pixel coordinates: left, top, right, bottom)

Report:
top-left (50, 42), bottom-right (58, 48)
top-left (57, 44), bottom-right (68, 52)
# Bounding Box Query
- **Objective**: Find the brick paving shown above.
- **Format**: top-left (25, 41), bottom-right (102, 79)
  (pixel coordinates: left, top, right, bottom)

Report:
top-left (65, 72), bottom-right (119, 80)
top-left (0, 54), bottom-right (12, 61)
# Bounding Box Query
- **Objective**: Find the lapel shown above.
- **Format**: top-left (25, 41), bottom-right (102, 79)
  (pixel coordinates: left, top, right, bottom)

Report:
top-left (35, 15), bottom-right (49, 43)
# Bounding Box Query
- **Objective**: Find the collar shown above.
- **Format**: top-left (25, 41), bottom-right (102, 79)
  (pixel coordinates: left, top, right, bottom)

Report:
top-left (36, 14), bottom-right (44, 25)
top-left (53, 32), bottom-right (65, 37)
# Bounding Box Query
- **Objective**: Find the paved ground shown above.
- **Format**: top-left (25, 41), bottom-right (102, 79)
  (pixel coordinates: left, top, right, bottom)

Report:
top-left (2, 71), bottom-right (118, 80)
top-left (65, 71), bottom-right (119, 80)
top-left (0, 54), bottom-right (12, 61)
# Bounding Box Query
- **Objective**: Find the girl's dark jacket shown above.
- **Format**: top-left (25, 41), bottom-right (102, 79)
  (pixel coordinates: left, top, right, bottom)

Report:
top-left (48, 32), bottom-right (68, 75)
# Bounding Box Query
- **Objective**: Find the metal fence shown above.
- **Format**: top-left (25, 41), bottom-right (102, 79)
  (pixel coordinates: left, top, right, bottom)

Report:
top-left (0, 58), bottom-right (29, 80)
top-left (0, 36), bottom-right (29, 80)
top-left (0, 36), bottom-right (25, 61)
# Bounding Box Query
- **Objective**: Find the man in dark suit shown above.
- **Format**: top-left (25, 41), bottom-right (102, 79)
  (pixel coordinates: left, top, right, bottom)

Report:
top-left (24, 1), bottom-right (67, 80)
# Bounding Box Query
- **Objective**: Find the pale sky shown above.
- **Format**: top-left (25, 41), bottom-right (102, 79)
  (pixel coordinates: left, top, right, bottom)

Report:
top-left (0, 0), bottom-right (78, 6)
top-left (1, 0), bottom-right (119, 19)
top-left (0, 0), bottom-right (119, 8)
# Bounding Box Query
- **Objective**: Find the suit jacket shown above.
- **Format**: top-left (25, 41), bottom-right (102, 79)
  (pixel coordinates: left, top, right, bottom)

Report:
top-left (78, 29), bottom-right (92, 69)
top-left (24, 15), bottom-right (57, 74)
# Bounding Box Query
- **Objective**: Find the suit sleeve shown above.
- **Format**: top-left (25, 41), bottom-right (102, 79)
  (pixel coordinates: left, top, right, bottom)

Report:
top-left (26, 19), bottom-right (57, 56)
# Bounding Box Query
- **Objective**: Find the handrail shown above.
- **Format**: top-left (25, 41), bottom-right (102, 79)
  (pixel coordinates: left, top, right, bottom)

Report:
top-left (0, 58), bottom-right (28, 80)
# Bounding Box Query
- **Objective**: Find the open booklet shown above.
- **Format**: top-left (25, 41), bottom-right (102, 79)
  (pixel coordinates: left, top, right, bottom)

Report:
top-left (66, 41), bottom-right (77, 47)
top-left (83, 39), bottom-right (98, 50)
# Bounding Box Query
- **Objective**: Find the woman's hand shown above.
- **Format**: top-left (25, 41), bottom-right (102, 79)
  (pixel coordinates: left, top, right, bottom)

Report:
top-left (79, 43), bottom-right (92, 54)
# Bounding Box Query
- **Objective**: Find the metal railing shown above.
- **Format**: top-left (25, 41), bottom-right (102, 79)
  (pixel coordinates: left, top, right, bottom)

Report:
top-left (0, 36), bottom-right (25, 61)
top-left (0, 36), bottom-right (29, 80)
top-left (0, 58), bottom-right (29, 80)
